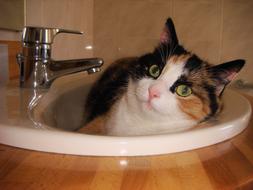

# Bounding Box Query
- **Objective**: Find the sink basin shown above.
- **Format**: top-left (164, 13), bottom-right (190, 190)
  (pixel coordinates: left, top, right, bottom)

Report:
top-left (0, 72), bottom-right (252, 156)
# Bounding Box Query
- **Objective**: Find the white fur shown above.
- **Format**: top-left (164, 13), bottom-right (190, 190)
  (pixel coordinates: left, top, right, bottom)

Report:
top-left (105, 60), bottom-right (197, 136)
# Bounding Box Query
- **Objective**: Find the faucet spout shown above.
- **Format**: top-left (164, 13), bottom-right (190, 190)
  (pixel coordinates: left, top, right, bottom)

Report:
top-left (47, 58), bottom-right (104, 85)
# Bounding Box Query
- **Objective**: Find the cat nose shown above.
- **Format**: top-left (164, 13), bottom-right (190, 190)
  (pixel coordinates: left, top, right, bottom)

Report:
top-left (148, 85), bottom-right (161, 100)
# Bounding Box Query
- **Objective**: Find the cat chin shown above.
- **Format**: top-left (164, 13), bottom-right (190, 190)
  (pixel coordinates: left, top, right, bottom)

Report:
top-left (140, 95), bottom-right (179, 117)
top-left (105, 118), bottom-right (197, 136)
top-left (141, 101), bottom-right (169, 116)
top-left (142, 102), bottom-right (153, 111)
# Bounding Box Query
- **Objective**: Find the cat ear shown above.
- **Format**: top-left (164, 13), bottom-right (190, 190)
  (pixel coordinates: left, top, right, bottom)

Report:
top-left (209, 59), bottom-right (245, 96)
top-left (160, 17), bottom-right (179, 47)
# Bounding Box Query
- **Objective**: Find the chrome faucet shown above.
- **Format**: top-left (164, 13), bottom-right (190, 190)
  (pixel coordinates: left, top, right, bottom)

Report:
top-left (16, 26), bottom-right (103, 88)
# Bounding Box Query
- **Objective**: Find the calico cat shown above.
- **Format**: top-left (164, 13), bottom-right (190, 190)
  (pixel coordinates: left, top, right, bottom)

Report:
top-left (80, 18), bottom-right (245, 136)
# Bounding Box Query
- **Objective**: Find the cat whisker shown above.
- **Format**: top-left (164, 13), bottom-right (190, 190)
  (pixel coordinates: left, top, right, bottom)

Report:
top-left (164, 46), bottom-right (169, 64)
top-left (158, 43), bottom-right (166, 65)
top-left (170, 43), bottom-right (178, 58)
top-left (162, 44), bottom-right (167, 65)
top-left (165, 42), bottom-right (170, 64)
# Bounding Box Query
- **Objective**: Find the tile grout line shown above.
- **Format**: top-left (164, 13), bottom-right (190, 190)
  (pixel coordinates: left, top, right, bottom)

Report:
top-left (218, 0), bottom-right (224, 63)
top-left (171, 0), bottom-right (174, 19)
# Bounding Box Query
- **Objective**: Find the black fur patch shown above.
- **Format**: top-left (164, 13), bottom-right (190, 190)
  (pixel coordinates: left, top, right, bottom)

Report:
top-left (85, 58), bottom-right (137, 122)
top-left (203, 84), bottom-right (219, 118)
top-left (184, 54), bottom-right (203, 72)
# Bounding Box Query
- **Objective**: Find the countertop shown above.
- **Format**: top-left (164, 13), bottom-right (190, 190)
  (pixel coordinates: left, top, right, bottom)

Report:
top-left (0, 92), bottom-right (253, 189)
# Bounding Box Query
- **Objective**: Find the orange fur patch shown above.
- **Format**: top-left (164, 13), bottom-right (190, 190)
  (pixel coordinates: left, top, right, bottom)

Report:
top-left (177, 95), bottom-right (210, 121)
top-left (169, 54), bottom-right (192, 65)
top-left (78, 115), bottom-right (107, 135)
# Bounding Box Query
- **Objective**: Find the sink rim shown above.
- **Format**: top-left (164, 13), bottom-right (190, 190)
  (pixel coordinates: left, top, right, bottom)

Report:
top-left (0, 87), bottom-right (251, 156)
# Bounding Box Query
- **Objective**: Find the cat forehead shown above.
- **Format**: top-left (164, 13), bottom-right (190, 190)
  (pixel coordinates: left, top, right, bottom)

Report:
top-left (159, 54), bottom-right (192, 83)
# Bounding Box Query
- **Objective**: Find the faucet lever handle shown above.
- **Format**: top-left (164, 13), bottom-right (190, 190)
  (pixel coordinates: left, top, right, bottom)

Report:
top-left (54, 28), bottom-right (83, 36)
top-left (22, 26), bottom-right (83, 44)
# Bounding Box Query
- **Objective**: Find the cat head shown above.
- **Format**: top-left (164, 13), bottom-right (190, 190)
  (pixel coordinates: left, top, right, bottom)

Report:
top-left (134, 18), bottom-right (245, 124)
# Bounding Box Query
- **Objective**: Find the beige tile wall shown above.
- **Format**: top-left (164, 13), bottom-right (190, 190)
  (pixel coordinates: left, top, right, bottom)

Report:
top-left (0, 0), bottom-right (24, 31)
top-left (222, 0), bottom-right (253, 82)
top-left (94, 0), bottom-right (253, 82)
top-left (26, 0), bottom-right (94, 60)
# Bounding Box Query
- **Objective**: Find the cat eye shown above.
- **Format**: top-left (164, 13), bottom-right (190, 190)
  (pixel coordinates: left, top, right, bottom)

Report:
top-left (148, 65), bottom-right (160, 78)
top-left (175, 84), bottom-right (192, 97)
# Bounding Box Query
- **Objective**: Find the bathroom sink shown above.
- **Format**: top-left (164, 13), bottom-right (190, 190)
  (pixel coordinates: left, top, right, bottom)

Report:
top-left (0, 72), bottom-right (252, 156)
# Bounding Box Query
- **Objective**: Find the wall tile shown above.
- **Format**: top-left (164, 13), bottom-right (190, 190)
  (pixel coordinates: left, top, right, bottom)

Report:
top-left (26, 0), bottom-right (93, 60)
top-left (117, 37), bottom-right (158, 58)
top-left (93, 37), bottom-right (119, 67)
top-left (94, 0), bottom-right (172, 63)
top-left (118, 1), bottom-right (171, 38)
top-left (94, 0), bottom-right (121, 39)
top-left (222, 0), bottom-right (253, 82)
top-left (26, 0), bottom-right (43, 26)
top-left (173, 0), bottom-right (221, 64)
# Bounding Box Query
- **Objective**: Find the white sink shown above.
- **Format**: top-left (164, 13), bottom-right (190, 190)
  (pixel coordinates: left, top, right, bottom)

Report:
top-left (0, 72), bottom-right (251, 156)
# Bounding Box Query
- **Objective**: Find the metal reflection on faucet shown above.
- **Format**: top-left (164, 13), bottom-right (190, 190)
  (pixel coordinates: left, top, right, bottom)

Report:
top-left (16, 26), bottom-right (104, 88)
